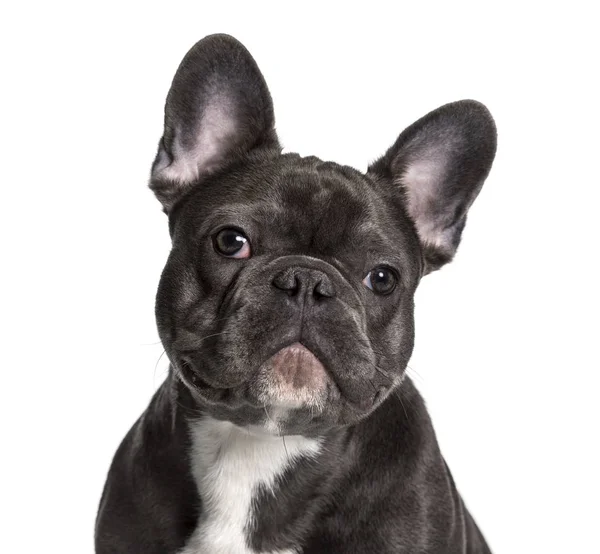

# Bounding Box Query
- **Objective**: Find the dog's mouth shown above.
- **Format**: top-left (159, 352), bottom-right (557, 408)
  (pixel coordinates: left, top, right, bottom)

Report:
top-left (173, 338), bottom-right (388, 429)
top-left (176, 356), bottom-right (239, 406)
top-left (178, 358), bottom-right (212, 391)
top-left (175, 342), bottom-right (333, 409)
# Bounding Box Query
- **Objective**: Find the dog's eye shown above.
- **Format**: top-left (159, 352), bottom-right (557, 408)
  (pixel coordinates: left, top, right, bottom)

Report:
top-left (213, 228), bottom-right (251, 259)
top-left (363, 267), bottom-right (397, 295)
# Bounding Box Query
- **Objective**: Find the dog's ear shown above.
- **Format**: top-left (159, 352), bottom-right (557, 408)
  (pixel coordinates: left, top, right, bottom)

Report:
top-left (368, 100), bottom-right (497, 274)
top-left (150, 34), bottom-right (280, 213)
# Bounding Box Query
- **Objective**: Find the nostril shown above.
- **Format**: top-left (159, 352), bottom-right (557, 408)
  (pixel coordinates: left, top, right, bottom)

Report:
top-left (272, 270), bottom-right (299, 295)
top-left (313, 278), bottom-right (335, 299)
top-left (313, 280), bottom-right (325, 300)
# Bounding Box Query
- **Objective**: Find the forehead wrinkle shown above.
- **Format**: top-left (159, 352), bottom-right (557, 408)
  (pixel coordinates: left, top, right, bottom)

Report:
top-left (299, 190), bottom-right (366, 251)
top-left (263, 163), bottom-right (384, 255)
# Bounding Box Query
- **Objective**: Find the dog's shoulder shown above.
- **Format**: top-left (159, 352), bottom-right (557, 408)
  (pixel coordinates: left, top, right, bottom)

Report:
top-left (95, 378), bottom-right (198, 554)
top-left (303, 379), bottom-right (478, 552)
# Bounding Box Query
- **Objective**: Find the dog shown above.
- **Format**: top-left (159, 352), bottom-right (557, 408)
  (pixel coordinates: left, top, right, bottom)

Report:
top-left (95, 34), bottom-right (497, 553)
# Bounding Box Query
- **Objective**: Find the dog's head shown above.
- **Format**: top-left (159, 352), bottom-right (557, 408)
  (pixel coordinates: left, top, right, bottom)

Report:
top-left (149, 34), bottom-right (496, 435)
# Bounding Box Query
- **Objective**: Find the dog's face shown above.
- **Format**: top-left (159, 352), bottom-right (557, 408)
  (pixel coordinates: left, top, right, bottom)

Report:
top-left (155, 157), bottom-right (422, 434)
top-left (149, 35), bottom-right (496, 435)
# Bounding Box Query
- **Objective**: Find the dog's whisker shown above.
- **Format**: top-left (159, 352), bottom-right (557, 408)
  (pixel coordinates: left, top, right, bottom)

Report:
top-left (406, 364), bottom-right (426, 384)
top-left (263, 405), bottom-right (277, 428)
top-left (281, 435), bottom-right (290, 463)
top-left (153, 349), bottom-right (168, 386)
top-left (173, 397), bottom-right (204, 419)
top-left (398, 395), bottom-right (410, 421)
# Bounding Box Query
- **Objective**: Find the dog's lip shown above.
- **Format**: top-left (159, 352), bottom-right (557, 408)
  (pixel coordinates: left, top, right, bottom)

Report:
top-left (177, 356), bottom-right (230, 391)
top-left (265, 342), bottom-right (327, 377)
top-left (175, 342), bottom-right (379, 413)
top-left (175, 344), bottom-right (382, 418)
top-left (175, 344), bottom-right (333, 405)
top-left (270, 342), bottom-right (321, 363)
top-left (263, 342), bottom-right (336, 379)
top-left (274, 341), bottom-right (349, 397)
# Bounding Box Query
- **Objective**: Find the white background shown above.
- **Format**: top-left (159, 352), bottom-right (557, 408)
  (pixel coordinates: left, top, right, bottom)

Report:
top-left (1, 1), bottom-right (599, 552)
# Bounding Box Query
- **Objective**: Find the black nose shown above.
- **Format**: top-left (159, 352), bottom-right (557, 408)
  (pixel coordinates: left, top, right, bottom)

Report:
top-left (272, 267), bottom-right (335, 300)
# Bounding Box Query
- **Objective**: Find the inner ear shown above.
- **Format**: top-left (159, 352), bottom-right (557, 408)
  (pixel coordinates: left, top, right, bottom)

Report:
top-left (150, 34), bottom-right (280, 213)
top-left (155, 94), bottom-right (239, 183)
top-left (368, 100), bottom-right (497, 273)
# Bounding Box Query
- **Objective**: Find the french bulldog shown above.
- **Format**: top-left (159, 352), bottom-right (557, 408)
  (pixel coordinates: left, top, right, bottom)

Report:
top-left (95, 34), bottom-right (497, 554)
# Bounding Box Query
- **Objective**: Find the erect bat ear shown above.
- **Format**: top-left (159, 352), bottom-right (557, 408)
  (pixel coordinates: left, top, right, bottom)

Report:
top-left (150, 34), bottom-right (280, 213)
top-left (368, 100), bottom-right (497, 274)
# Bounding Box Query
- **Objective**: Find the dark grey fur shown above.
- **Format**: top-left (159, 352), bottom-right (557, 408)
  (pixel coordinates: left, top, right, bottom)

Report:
top-left (96, 34), bottom-right (497, 553)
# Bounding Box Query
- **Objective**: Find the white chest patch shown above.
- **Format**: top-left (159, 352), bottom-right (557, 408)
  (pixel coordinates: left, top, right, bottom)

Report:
top-left (179, 416), bottom-right (321, 554)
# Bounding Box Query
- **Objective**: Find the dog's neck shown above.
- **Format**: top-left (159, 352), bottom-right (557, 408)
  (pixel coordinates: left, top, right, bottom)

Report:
top-left (181, 416), bottom-right (321, 554)
top-left (169, 372), bottom-right (351, 553)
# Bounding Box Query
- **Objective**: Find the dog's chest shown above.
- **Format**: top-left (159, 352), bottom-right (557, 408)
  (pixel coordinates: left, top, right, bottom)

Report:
top-left (179, 417), bottom-right (320, 554)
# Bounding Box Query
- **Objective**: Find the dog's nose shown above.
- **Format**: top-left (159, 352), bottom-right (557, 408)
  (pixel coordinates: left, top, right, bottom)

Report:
top-left (272, 267), bottom-right (335, 300)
